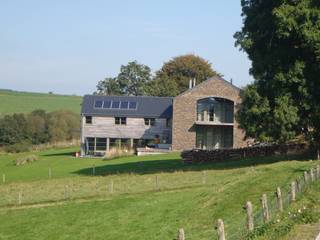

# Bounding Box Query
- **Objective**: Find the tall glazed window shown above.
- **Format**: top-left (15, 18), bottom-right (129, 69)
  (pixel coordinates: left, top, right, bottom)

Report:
top-left (197, 97), bottom-right (234, 124)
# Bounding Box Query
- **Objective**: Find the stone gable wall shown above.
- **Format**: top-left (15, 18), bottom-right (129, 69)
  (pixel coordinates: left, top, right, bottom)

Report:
top-left (172, 77), bottom-right (247, 151)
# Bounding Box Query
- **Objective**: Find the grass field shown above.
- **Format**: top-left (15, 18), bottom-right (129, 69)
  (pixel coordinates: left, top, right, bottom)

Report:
top-left (0, 90), bottom-right (82, 114)
top-left (0, 148), bottom-right (318, 240)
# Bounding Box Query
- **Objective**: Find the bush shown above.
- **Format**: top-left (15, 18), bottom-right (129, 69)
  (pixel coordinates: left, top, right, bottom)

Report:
top-left (15, 154), bottom-right (38, 166)
top-left (104, 148), bottom-right (134, 160)
top-left (4, 142), bottom-right (32, 153)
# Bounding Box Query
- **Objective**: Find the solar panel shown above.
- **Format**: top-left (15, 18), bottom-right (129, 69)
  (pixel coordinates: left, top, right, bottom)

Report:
top-left (94, 100), bottom-right (103, 108)
top-left (103, 101), bottom-right (111, 109)
top-left (129, 102), bottom-right (137, 109)
top-left (111, 101), bottom-right (120, 109)
top-left (120, 101), bottom-right (129, 109)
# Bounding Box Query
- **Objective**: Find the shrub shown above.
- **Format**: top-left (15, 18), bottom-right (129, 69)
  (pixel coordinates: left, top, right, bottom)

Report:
top-left (104, 148), bottom-right (134, 160)
top-left (4, 142), bottom-right (32, 153)
top-left (15, 154), bottom-right (38, 166)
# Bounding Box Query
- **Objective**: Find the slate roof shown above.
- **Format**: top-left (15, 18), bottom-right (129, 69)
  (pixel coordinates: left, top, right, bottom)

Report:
top-left (81, 95), bottom-right (173, 118)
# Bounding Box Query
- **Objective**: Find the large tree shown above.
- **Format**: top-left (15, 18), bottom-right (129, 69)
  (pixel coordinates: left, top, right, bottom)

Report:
top-left (154, 54), bottom-right (219, 95)
top-left (96, 61), bottom-right (151, 96)
top-left (235, 0), bottom-right (320, 151)
top-left (96, 77), bottom-right (122, 96)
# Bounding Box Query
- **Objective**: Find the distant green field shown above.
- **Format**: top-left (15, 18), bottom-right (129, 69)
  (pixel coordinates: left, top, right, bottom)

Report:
top-left (0, 90), bottom-right (82, 114)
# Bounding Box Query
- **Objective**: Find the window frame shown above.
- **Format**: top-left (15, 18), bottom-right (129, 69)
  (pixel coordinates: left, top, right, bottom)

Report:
top-left (144, 118), bottom-right (156, 126)
top-left (129, 102), bottom-right (137, 110)
top-left (94, 100), bottom-right (103, 108)
top-left (115, 117), bottom-right (127, 125)
top-left (85, 116), bottom-right (92, 124)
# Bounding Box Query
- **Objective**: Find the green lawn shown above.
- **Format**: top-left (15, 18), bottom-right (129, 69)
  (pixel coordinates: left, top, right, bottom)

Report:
top-left (0, 90), bottom-right (82, 114)
top-left (0, 148), bottom-right (318, 240)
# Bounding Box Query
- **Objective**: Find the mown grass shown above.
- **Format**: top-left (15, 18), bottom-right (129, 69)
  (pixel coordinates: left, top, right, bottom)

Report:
top-left (0, 90), bottom-right (82, 114)
top-left (0, 147), bottom-right (318, 240)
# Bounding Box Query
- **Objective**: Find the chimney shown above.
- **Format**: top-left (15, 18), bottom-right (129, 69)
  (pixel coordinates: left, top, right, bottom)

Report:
top-left (230, 78), bottom-right (233, 85)
top-left (189, 79), bottom-right (192, 89)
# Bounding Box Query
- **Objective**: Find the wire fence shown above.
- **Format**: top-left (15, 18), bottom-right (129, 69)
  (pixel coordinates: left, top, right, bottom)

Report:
top-left (0, 168), bottom-right (251, 207)
top-left (1, 163), bottom-right (319, 240)
top-left (176, 165), bottom-right (320, 240)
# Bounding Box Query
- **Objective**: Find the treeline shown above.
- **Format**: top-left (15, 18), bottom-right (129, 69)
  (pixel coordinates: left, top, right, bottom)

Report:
top-left (95, 54), bottom-right (221, 97)
top-left (0, 110), bottom-right (80, 152)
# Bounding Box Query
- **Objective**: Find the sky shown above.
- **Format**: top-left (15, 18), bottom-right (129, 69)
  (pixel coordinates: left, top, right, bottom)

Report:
top-left (0, 0), bottom-right (253, 95)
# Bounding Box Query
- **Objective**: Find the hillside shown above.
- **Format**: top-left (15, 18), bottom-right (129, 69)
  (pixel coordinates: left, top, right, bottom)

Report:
top-left (0, 148), bottom-right (318, 240)
top-left (0, 90), bottom-right (82, 115)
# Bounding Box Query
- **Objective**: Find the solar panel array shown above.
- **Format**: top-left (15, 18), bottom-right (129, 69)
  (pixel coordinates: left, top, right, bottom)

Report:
top-left (94, 100), bottom-right (137, 110)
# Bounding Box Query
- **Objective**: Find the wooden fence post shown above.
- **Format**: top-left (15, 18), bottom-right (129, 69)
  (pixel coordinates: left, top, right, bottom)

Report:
top-left (2, 174), bottom-right (5, 184)
top-left (261, 194), bottom-right (270, 223)
top-left (304, 171), bottom-right (309, 184)
top-left (178, 228), bottom-right (185, 240)
top-left (246, 201), bottom-right (254, 231)
top-left (276, 187), bottom-right (283, 212)
top-left (48, 168), bottom-right (52, 179)
top-left (290, 181), bottom-right (296, 202)
top-left (310, 168), bottom-right (315, 182)
top-left (296, 178), bottom-right (301, 193)
top-left (216, 219), bottom-right (226, 240)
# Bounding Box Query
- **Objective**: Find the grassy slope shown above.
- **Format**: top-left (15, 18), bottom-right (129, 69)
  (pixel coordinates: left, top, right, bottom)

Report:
top-left (0, 148), bottom-right (318, 240)
top-left (0, 90), bottom-right (82, 114)
top-left (255, 180), bottom-right (320, 240)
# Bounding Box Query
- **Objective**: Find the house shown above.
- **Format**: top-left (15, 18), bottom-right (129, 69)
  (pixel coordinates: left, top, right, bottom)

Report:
top-left (80, 76), bottom-right (247, 156)
top-left (80, 95), bottom-right (173, 156)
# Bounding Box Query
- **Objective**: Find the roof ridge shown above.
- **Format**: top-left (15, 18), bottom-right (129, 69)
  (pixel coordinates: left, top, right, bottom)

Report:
top-left (175, 76), bottom-right (240, 98)
top-left (84, 94), bottom-right (173, 99)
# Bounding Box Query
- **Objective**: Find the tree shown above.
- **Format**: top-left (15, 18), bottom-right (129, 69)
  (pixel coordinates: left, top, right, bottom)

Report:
top-left (235, 0), bottom-right (320, 150)
top-left (145, 75), bottom-right (179, 97)
top-left (96, 77), bottom-right (121, 96)
top-left (155, 54), bottom-right (219, 95)
top-left (117, 61), bottom-right (151, 96)
top-left (96, 61), bottom-right (151, 96)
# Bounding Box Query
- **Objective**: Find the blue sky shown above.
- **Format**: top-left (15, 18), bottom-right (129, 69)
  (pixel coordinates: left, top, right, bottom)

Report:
top-left (0, 0), bottom-right (253, 95)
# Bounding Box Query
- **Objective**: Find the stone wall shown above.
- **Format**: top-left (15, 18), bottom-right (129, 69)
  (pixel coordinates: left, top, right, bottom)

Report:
top-left (172, 76), bottom-right (247, 151)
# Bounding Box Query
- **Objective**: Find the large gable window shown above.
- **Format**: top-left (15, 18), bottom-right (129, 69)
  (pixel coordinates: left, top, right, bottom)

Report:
top-left (197, 97), bottom-right (234, 124)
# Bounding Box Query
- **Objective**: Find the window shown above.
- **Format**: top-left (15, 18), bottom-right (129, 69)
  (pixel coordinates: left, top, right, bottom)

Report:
top-left (103, 101), bottom-right (111, 109)
top-left (115, 117), bottom-right (126, 125)
top-left (144, 118), bottom-right (155, 126)
top-left (166, 118), bottom-right (172, 128)
top-left (112, 101), bottom-right (120, 109)
top-left (120, 101), bottom-right (129, 109)
top-left (85, 116), bottom-right (92, 124)
top-left (86, 138), bottom-right (95, 151)
top-left (95, 138), bottom-right (107, 151)
top-left (129, 102), bottom-right (137, 109)
top-left (94, 100), bottom-right (103, 108)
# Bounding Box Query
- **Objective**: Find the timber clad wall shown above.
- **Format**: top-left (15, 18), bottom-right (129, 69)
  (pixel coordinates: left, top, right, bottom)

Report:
top-left (172, 77), bottom-right (247, 151)
top-left (82, 116), bottom-right (171, 140)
